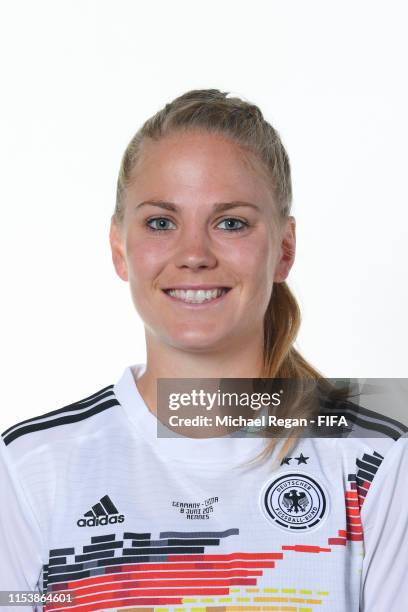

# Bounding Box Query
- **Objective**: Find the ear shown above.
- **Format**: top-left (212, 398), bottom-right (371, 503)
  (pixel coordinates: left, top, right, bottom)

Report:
top-left (109, 217), bottom-right (129, 282)
top-left (273, 216), bottom-right (296, 283)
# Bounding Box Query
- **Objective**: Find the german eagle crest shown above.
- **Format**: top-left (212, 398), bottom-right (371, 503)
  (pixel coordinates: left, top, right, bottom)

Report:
top-left (260, 472), bottom-right (329, 532)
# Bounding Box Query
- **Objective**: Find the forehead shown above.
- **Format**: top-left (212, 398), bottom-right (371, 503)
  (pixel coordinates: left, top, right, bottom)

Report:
top-left (127, 130), bottom-right (275, 207)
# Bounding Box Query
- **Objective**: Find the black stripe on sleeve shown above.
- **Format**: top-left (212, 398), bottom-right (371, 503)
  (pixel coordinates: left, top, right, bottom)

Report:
top-left (2, 398), bottom-right (120, 445)
top-left (1, 385), bottom-right (115, 437)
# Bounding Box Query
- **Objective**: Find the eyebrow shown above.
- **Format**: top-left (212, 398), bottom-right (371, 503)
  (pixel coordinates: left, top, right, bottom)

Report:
top-left (135, 200), bottom-right (261, 213)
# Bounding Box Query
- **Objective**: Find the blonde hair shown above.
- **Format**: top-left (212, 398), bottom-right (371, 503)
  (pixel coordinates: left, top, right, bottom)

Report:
top-left (113, 89), bottom-right (327, 466)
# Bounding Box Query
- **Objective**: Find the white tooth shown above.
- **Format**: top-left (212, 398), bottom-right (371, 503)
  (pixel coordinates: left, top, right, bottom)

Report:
top-left (196, 290), bottom-right (206, 302)
top-left (167, 288), bottom-right (226, 302)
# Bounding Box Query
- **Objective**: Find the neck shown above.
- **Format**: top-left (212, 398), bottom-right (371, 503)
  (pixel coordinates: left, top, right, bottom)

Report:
top-left (135, 330), bottom-right (265, 416)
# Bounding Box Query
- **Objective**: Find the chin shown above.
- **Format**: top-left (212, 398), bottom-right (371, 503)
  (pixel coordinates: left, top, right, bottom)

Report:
top-left (166, 331), bottom-right (227, 353)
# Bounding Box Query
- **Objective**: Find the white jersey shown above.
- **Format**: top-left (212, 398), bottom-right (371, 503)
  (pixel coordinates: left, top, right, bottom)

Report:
top-left (1, 364), bottom-right (407, 612)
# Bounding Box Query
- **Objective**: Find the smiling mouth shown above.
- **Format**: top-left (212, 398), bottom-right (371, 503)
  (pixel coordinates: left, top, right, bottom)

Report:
top-left (163, 287), bottom-right (231, 304)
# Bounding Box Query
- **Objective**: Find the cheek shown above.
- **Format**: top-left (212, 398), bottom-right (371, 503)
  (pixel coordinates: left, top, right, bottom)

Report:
top-left (126, 236), bottom-right (165, 284)
top-left (224, 232), bottom-right (276, 285)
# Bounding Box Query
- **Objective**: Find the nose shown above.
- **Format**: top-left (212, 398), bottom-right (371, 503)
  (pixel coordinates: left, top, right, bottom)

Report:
top-left (174, 227), bottom-right (217, 270)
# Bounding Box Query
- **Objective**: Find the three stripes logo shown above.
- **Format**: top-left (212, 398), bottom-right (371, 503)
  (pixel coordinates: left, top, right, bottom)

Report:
top-left (77, 495), bottom-right (125, 527)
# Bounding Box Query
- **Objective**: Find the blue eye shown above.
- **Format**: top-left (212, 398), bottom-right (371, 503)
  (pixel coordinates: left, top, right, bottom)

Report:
top-left (146, 217), bottom-right (176, 231)
top-left (146, 217), bottom-right (249, 232)
top-left (217, 218), bottom-right (249, 231)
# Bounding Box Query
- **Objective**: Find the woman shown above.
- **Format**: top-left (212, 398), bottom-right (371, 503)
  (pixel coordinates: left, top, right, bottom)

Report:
top-left (1, 89), bottom-right (407, 612)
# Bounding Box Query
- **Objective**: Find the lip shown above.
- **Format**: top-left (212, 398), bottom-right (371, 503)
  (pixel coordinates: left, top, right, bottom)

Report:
top-left (161, 284), bottom-right (232, 290)
top-left (162, 287), bottom-right (232, 307)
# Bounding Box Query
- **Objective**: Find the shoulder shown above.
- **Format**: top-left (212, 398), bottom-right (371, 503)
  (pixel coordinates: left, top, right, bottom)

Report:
top-left (348, 434), bottom-right (407, 507)
top-left (339, 394), bottom-right (407, 464)
top-left (0, 382), bottom-right (124, 537)
top-left (316, 392), bottom-right (408, 506)
top-left (1, 382), bottom-right (121, 457)
top-left (358, 433), bottom-right (408, 528)
top-left (319, 392), bottom-right (408, 442)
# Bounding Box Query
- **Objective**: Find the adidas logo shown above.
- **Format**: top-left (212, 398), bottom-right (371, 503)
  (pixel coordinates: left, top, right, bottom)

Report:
top-left (77, 495), bottom-right (125, 527)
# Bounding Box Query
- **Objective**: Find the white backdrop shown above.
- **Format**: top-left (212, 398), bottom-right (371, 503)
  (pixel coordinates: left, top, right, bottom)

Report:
top-left (1, 1), bottom-right (407, 430)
